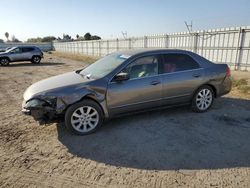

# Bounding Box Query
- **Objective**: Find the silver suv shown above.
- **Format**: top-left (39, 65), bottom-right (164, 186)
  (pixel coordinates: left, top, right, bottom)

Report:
top-left (0, 46), bottom-right (43, 66)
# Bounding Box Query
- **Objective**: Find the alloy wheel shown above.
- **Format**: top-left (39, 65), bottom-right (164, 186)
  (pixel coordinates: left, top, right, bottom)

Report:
top-left (196, 88), bottom-right (213, 110)
top-left (70, 106), bottom-right (99, 133)
top-left (1, 58), bottom-right (9, 66)
top-left (33, 57), bottom-right (40, 63)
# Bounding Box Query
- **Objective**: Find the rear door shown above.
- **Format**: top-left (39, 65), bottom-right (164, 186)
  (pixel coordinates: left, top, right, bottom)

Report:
top-left (21, 47), bottom-right (34, 60)
top-left (107, 55), bottom-right (163, 116)
top-left (160, 53), bottom-right (204, 105)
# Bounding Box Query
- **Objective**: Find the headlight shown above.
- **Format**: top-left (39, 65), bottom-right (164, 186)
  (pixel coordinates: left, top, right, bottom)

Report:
top-left (25, 99), bottom-right (47, 108)
top-left (25, 96), bottom-right (57, 109)
top-left (40, 96), bottom-right (57, 106)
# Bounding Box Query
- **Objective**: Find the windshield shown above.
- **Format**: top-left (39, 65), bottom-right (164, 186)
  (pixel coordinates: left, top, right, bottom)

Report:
top-left (80, 54), bottom-right (129, 78)
top-left (6, 47), bottom-right (16, 52)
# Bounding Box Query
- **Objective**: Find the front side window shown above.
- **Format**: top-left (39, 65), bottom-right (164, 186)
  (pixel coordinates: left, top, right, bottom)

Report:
top-left (10, 48), bottom-right (21, 53)
top-left (161, 54), bottom-right (200, 74)
top-left (123, 55), bottom-right (159, 80)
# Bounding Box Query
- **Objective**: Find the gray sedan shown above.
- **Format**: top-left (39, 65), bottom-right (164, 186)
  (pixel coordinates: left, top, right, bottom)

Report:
top-left (22, 49), bottom-right (232, 135)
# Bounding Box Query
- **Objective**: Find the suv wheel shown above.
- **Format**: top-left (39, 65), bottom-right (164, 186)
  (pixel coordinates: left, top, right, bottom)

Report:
top-left (65, 100), bottom-right (104, 135)
top-left (191, 85), bottom-right (214, 112)
top-left (0, 58), bottom-right (10, 66)
top-left (31, 56), bottom-right (41, 64)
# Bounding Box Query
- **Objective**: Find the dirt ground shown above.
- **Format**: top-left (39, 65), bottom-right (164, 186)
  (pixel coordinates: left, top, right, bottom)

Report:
top-left (0, 53), bottom-right (250, 188)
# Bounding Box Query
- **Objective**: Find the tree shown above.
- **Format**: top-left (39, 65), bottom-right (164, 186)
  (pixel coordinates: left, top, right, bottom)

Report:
top-left (84, 32), bottom-right (91, 40)
top-left (91, 35), bottom-right (101, 40)
top-left (11, 35), bottom-right (21, 43)
top-left (76, 34), bottom-right (79, 39)
top-left (27, 37), bottom-right (42, 43)
top-left (5, 32), bottom-right (9, 41)
top-left (0, 39), bottom-right (4, 43)
top-left (62, 34), bottom-right (72, 41)
top-left (41, 36), bottom-right (56, 42)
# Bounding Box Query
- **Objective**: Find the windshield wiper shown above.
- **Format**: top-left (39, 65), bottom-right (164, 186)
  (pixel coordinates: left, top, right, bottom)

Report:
top-left (75, 69), bottom-right (82, 74)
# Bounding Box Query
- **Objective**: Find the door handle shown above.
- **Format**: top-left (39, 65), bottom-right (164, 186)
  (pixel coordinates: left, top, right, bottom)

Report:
top-left (150, 81), bottom-right (160, 85)
top-left (192, 73), bottom-right (201, 78)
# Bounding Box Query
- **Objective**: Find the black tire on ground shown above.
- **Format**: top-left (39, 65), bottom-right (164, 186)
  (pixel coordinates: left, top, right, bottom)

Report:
top-left (191, 85), bottom-right (215, 113)
top-left (31, 56), bottom-right (41, 64)
top-left (0, 58), bottom-right (10, 66)
top-left (65, 99), bottom-right (104, 135)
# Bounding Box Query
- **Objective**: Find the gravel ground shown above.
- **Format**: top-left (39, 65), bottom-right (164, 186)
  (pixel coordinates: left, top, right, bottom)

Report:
top-left (0, 54), bottom-right (250, 188)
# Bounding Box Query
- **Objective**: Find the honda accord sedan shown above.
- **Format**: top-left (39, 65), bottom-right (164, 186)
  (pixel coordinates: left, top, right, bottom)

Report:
top-left (22, 49), bottom-right (232, 135)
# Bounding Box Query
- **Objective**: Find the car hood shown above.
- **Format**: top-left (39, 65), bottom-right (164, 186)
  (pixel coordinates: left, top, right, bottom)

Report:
top-left (0, 52), bottom-right (7, 55)
top-left (23, 71), bottom-right (91, 101)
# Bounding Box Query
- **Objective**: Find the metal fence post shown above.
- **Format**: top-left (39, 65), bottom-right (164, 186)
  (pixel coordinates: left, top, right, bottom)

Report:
top-left (235, 28), bottom-right (245, 70)
top-left (129, 38), bottom-right (132, 49)
top-left (144, 36), bottom-right (148, 48)
top-left (201, 31), bottom-right (205, 56)
top-left (165, 34), bottom-right (169, 48)
top-left (86, 42), bottom-right (88, 55)
top-left (99, 41), bottom-right (101, 56)
top-left (107, 40), bottom-right (109, 55)
top-left (193, 33), bottom-right (199, 53)
top-left (116, 38), bottom-right (119, 51)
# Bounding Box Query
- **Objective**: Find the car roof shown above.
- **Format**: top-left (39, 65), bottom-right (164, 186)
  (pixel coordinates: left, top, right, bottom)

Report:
top-left (14, 46), bottom-right (38, 48)
top-left (113, 48), bottom-right (194, 56)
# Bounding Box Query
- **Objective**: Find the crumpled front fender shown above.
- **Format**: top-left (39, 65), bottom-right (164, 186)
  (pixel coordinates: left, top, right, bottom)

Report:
top-left (54, 86), bottom-right (108, 117)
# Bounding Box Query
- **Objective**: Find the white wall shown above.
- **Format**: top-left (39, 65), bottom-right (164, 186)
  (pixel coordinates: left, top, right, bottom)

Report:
top-left (53, 26), bottom-right (250, 71)
top-left (0, 42), bottom-right (53, 52)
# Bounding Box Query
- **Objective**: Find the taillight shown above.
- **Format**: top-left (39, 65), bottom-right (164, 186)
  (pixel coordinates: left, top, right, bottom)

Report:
top-left (226, 67), bottom-right (231, 77)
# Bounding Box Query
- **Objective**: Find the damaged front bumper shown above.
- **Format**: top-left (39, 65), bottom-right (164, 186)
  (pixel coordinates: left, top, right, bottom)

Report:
top-left (22, 98), bottom-right (57, 124)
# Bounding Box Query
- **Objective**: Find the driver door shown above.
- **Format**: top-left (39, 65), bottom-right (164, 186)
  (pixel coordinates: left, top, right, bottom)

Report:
top-left (9, 47), bottom-right (23, 61)
top-left (107, 55), bottom-right (163, 116)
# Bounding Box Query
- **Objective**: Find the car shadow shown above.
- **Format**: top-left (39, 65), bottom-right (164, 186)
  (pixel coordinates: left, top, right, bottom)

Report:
top-left (3, 62), bottom-right (64, 67)
top-left (56, 97), bottom-right (250, 170)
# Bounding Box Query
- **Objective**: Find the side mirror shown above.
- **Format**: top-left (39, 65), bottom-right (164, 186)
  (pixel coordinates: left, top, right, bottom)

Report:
top-left (114, 72), bottom-right (130, 82)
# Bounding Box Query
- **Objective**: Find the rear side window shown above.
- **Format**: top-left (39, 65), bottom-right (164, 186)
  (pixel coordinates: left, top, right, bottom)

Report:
top-left (22, 47), bottom-right (34, 52)
top-left (161, 54), bottom-right (200, 74)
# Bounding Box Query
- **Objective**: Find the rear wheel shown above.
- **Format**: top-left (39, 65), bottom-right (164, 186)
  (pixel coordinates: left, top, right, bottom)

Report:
top-left (65, 100), bottom-right (104, 135)
top-left (31, 56), bottom-right (41, 64)
top-left (0, 58), bottom-right (10, 66)
top-left (191, 85), bottom-right (214, 112)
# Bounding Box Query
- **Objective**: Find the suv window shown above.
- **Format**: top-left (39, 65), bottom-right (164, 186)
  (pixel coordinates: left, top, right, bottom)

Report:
top-left (123, 55), bottom-right (159, 79)
top-left (10, 48), bottom-right (21, 53)
top-left (161, 54), bottom-right (200, 74)
top-left (22, 47), bottom-right (34, 52)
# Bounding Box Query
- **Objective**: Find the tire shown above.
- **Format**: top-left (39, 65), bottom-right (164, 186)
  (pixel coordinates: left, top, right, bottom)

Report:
top-left (65, 99), bottom-right (104, 135)
top-left (191, 85), bottom-right (214, 113)
top-left (0, 58), bottom-right (10, 66)
top-left (31, 56), bottom-right (41, 64)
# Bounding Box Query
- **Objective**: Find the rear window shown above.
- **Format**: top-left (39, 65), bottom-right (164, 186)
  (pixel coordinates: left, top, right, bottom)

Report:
top-left (22, 47), bottom-right (34, 52)
top-left (161, 54), bottom-right (200, 73)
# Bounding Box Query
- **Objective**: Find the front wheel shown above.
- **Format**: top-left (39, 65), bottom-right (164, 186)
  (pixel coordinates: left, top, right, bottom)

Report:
top-left (31, 56), bottom-right (41, 64)
top-left (191, 85), bottom-right (214, 112)
top-left (65, 100), bottom-right (104, 135)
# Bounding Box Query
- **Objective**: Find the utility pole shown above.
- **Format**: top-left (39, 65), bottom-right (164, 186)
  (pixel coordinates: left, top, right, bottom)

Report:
top-left (184, 21), bottom-right (193, 34)
top-left (121, 31), bottom-right (128, 39)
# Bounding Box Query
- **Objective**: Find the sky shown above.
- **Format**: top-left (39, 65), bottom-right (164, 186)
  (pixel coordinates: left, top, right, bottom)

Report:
top-left (0, 0), bottom-right (250, 41)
